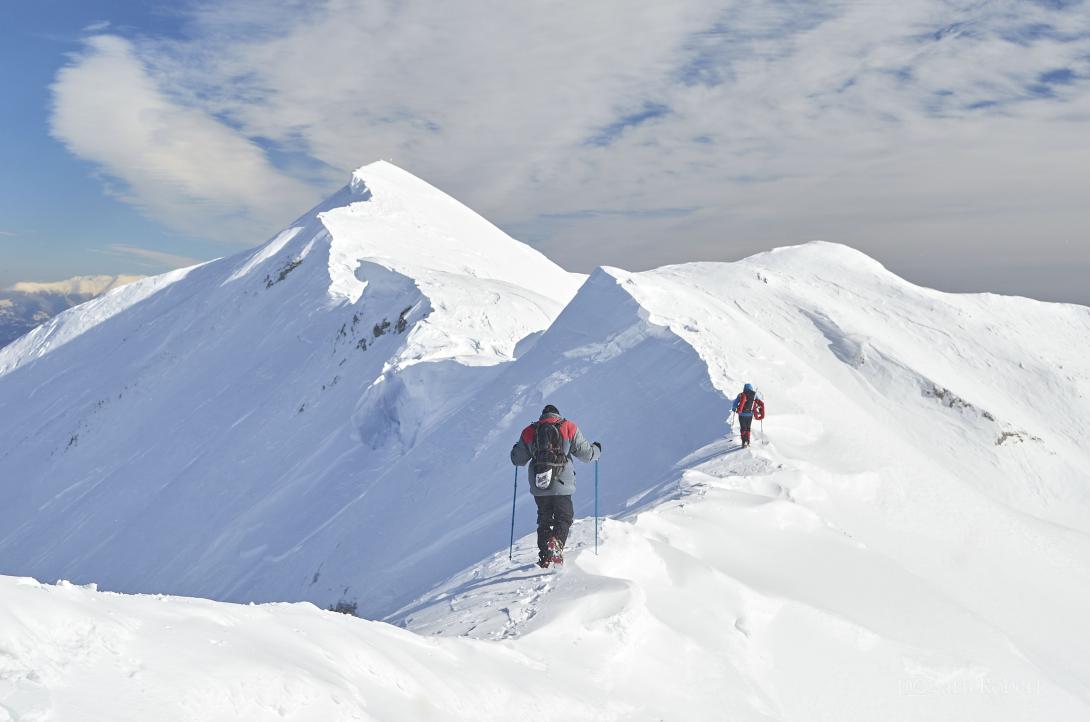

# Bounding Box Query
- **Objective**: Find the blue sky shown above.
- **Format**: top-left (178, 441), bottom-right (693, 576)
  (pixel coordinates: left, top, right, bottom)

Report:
top-left (3, 0), bottom-right (1089, 303)
top-left (0, 2), bottom-right (226, 285)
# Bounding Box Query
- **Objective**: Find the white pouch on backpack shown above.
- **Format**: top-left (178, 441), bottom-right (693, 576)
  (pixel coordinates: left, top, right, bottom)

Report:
top-left (534, 468), bottom-right (553, 489)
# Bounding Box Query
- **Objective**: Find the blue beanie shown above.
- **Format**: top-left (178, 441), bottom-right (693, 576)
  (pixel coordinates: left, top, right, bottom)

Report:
top-left (743, 383), bottom-right (754, 393)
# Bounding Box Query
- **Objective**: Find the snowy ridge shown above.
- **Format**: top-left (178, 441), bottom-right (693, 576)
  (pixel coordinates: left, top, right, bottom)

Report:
top-left (0, 278), bottom-right (139, 350)
top-left (0, 267), bottom-right (200, 373)
top-left (2, 440), bottom-right (1086, 721)
top-left (321, 162), bottom-right (583, 371)
top-left (384, 248), bottom-right (1090, 718)
top-left (2, 164), bottom-right (1090, 720)
top-left (0, 162), bottom-right (581, 614)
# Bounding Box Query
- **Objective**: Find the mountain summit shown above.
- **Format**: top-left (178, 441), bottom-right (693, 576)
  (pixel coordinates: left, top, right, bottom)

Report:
top-left (0, 162), bottom-right (584, 611)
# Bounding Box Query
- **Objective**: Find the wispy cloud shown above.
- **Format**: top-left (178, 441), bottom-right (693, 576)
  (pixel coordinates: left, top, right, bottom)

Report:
top-left (93, 244), bottom-right (202, 270)
top-left (82, 20), bottom-right (111, 33)
top-left (0, 230), bottom-right (17, 237)
top-left (47, 0), bottom-right (1090, 300)
top-left (540, 207), bottom-right (699, 221)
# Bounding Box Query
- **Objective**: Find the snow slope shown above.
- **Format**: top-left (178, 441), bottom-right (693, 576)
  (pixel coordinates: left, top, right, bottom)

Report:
top-left (0, 275), bottom-right (143, 349)
top-left (0, 161), bottom-right (582, 614)
top-left (2, 434), bottom-right (1086, 721)
top-left (2, 164), bottom-right (1090, 720)
top-left (391, 249), bottom-right (1090, 717)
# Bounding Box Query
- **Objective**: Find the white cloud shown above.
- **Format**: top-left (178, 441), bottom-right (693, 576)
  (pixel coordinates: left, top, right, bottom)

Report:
top-left (93, 244), bottom-right (202, 270)
top-left (50, 35), bottom-right (319, 245)
top-left (49, 1), bottom-right (1090, 301)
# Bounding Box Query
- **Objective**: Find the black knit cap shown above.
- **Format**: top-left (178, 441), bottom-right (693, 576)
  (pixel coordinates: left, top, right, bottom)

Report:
top-left (541, 404), bottom-right (560, 416)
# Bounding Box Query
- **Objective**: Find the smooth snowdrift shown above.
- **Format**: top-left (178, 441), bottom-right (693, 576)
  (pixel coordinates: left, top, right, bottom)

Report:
top-left (2, 163), bottom-right (1090, 720)
top-left (2, 440), bottom-right (1085, 721)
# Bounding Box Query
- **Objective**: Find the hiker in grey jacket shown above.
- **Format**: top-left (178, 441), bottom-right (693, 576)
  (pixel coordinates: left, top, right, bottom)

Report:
top-left (511, 404), bottom-right (601, 567)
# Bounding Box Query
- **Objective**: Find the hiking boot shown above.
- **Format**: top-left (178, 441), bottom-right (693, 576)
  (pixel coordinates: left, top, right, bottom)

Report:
top-left (547, 536), bottom-right (564, 566)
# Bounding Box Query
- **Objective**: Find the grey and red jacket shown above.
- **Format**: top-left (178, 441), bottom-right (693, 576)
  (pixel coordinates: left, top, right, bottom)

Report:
top-left (510, 412), bottom-right (600, 496)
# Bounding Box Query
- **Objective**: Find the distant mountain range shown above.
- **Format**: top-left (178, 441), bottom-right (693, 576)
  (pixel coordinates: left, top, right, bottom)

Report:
top-left (0, 275), bottom-right (142, 347)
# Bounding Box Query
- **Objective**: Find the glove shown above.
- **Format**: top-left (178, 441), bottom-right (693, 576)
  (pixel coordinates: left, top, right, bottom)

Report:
top-left (592, 441), bottom-right (602, 453)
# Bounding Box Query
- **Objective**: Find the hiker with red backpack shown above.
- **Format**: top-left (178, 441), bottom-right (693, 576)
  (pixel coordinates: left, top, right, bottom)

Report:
top-left (732, 383), bottom-right (766, 448)
top-left (510, 404), bottom-right (601, 568)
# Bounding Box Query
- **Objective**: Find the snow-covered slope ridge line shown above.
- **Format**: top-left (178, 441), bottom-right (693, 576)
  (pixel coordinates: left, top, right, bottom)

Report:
top-left (0, 161), bottom-right (583, 615)
top-left (1, 163), bottom-right (1090, 720)
top-left (2, 158), bottom-right (1090, 719)
top-left (385, 245), bottom-right (1090, 719)
top-left (318, 161), bottom-right (583, 367)
top-left (3, 436), bottom-right (1087, 721)
top-left (0, 265), bottom-right (206, 373)
top-left (1, 161), bottom-right (580, 375)
top-left (1, 275), bottom-right (145, 349)
top-left (388, 446), bottom-right (1090, 721)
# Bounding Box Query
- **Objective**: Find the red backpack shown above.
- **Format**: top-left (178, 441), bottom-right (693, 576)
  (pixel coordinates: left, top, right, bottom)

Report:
top-left (739, 392), bottom-right (766, 420)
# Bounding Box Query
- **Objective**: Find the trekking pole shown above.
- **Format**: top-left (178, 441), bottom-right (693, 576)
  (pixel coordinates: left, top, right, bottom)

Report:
top-left (594, 460), bottom-right (600, 555)
top-left (509, 466), bottom-right (518, 561)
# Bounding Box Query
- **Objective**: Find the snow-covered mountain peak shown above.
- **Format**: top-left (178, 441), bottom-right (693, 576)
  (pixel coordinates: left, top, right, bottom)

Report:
top-left (0, 162), bottom-right (595, 615)
top-left (217, 160), bottom-right (584, 368)
top-left (718, 241), bottom-right (903, 301)
top-left (763, 239), bottom-right (885, 266)
top-left (322, 160), bottom-right (582, 305)
top-left (4, 161), bottom-right (581, 379)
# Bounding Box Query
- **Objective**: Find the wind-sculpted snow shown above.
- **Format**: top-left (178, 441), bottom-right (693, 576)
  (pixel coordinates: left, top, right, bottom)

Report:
top-left (0, 161), bottom-right (583, 615)
top-left (389, 246), bottom-right (1090, 718)
top-left (2, 165), bottom-right (1090, 720)
top-left (2, 440), bottom-right (1086, 721)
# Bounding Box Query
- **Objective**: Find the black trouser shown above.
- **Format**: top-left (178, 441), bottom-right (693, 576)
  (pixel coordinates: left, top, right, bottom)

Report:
top-left (739, 414), bottom-right (753, 444)
top-left (535, 495), bottom-right (574, 556)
